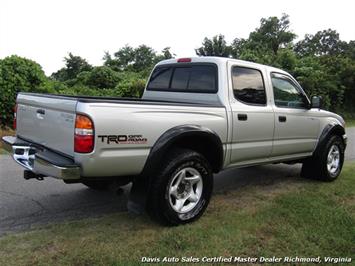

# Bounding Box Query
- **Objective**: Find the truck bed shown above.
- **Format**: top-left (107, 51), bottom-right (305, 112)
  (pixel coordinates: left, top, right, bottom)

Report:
top-left (15, 92), bottom-right (227, 177)
top-left (20, 92), bottom-right (223, 107)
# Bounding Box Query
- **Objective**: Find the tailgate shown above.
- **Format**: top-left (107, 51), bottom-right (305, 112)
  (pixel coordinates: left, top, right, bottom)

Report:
top-left (16, 93), bottom-right (77, 157)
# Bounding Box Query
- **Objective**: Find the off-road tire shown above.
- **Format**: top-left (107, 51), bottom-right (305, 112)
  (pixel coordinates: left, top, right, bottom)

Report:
top-left (147, 148), bottom-right (213, 225)
top-left (301, 135), bottom-right (345, 181)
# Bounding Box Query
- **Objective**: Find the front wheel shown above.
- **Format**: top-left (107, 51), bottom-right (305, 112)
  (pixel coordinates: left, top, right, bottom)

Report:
top-left (147, 149), bottom-right (213, 225)
top-left (301, 135), bottom-right (345, 181)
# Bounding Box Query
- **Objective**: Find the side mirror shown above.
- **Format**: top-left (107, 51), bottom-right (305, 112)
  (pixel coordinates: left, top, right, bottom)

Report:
top-left (311, 96), bottom-right (322, 109)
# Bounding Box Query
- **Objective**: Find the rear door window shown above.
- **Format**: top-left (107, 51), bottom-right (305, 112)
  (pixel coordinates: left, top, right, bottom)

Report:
top-left (232, 66), bottom-right (266, 105)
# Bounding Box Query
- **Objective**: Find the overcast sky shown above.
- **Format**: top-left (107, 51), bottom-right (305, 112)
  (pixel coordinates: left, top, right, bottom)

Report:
top-left (1, 0), bottom-right (354, 75)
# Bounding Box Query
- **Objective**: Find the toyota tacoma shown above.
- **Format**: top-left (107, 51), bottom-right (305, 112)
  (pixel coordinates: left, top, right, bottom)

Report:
top-left (2, 57), bottom-right (347, 225)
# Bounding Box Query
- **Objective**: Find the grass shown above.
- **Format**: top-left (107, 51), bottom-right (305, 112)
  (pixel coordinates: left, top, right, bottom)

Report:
top-left (0, 163), bottom-right (354, 265)
top-left (0, 127), bottom-right (14, 153)
top-left (342, 111), bottom-right (355, 127)
top-left (0, 149), bottom-right (8, 154)
top-left (346, 119), bottom-right (355, 127)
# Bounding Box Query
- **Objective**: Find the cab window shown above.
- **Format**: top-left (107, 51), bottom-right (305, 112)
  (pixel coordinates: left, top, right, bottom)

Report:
top-left (147, 64), bottom-right (217, 93)
top-left (271, 73), bottom-right (309, 109)
top-left (232, 66), bottom-right (266, 105)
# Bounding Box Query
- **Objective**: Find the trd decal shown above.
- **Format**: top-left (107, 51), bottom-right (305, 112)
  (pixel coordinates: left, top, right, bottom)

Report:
top-left (98, 135), bottom-right (147, 144)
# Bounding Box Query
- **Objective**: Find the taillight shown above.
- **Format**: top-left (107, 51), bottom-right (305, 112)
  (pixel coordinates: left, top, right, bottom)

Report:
top-left (177, 58), bottom-right (191, 63)
top-left (13, 104), bottom-right (18, 130)
top-left (74, 114), bottom-right (94, 153)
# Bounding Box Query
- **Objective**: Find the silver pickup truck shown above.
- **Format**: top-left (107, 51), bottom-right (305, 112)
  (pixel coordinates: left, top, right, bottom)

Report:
top-left (2, 57), bottom-right (347, 225)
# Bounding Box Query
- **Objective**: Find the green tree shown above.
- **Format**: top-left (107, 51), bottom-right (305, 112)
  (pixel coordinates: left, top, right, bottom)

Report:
top-left (273, 48), bottom-right (298, 72)
top-left (132, 45), bottom-right (156, 71)
top-left (104, 45), bottom-right (158, 72)
top-left (85, 66), bottom-right (121, 89)
top-left (161, 47), bottom-right (175, 59)
top-left (344, 40), bottom-right (355, 60)
top-left (52, 53), bottom-right (92, 81)
top-left (320, 55), bottom-right (355, 112)
top-left (293, 29), bottom-right (355, 112)
top-left (293, 56), bottom-right (345, 110)
top-left (114, 72), bottom-right (146, 98)
top-left (154, 47), bottom-right (175, 64)
top-left (1, 13), bottom-right (354, 120)
top-left (229, 14), bottom-right (297, 66)
top-left (0, 55), bottom-right (49, 126)
top-left (195, 34), bottom-right (231, 57)
top-left (109, 45), bottom-right (135, 71)
top-left (248, 14), bottom-right (296, 55)
top-left (230, 38), bottom-right (248, 58)
top-left (294, 29), bottom-right (346, 56)
top-left (102, 51), bottom-right (120, 71)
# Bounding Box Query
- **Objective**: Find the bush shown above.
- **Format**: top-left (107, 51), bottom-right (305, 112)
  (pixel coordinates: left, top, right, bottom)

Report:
top-left (0, 55), bottom-right (49, 127)
top-left (113, 72), bottom-right (146, 98)
top-left (85, 66), bottom-right (121, 89)
top-left (293, 56), bottom-right (345, 111)
top-left (55, 71), bottom-right (146, 99)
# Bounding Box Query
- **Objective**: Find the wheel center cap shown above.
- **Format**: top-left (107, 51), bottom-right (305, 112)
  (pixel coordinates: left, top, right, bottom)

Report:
top-left (177, 182), bottom-right (191, 197)
top-left (177, 183), bottom-right (185, 194)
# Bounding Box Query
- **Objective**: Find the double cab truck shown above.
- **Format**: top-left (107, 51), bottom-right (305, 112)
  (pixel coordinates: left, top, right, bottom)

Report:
top-left (2, 57), bottom-right (347, 225)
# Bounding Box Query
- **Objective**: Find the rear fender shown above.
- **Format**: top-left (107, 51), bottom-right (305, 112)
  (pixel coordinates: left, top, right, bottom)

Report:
top-left (141, 125), bottom-right (224, 177)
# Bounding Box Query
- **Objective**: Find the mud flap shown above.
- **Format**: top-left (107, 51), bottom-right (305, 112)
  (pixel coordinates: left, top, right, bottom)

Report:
top-left (127, 176), bottom-right (149, 215)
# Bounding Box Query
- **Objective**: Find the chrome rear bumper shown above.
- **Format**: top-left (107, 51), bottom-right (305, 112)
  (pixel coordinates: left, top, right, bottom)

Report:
top-left (2, 136), bottom-right (80, 180)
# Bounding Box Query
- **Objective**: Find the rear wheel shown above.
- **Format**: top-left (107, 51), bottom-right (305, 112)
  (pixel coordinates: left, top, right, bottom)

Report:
top-left (301, 135), bottom-right (345, 181)
top-left (147, 149), bottom-right (213, 225)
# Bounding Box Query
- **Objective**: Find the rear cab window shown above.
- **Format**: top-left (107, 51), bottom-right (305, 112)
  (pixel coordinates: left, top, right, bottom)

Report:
top-left (147, 64), bottom-right (218, 93)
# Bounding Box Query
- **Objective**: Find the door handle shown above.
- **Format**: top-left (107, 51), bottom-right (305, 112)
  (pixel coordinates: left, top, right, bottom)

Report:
top-left (36, 109), bottom-right (45, 120)
top-left (36, 109), bottom-right (45, 115)
top-left (279, 116), bottom-right (287, 122)
top-left (238, 114), bottom-right (248, 121)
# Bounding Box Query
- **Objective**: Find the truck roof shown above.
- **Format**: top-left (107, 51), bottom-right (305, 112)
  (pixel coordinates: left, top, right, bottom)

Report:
top-left (156, 56), bottom-right (289, 76)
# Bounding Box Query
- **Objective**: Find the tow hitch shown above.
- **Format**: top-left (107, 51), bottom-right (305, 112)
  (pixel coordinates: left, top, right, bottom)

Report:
top-left (24, 170), bottom-right (45, 181)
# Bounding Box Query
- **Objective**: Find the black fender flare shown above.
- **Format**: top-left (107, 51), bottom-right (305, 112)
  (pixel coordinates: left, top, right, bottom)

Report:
top-left (141, 125), bottom-right (224, 177)
top-left (313, 123), bottom-right (346, 157)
